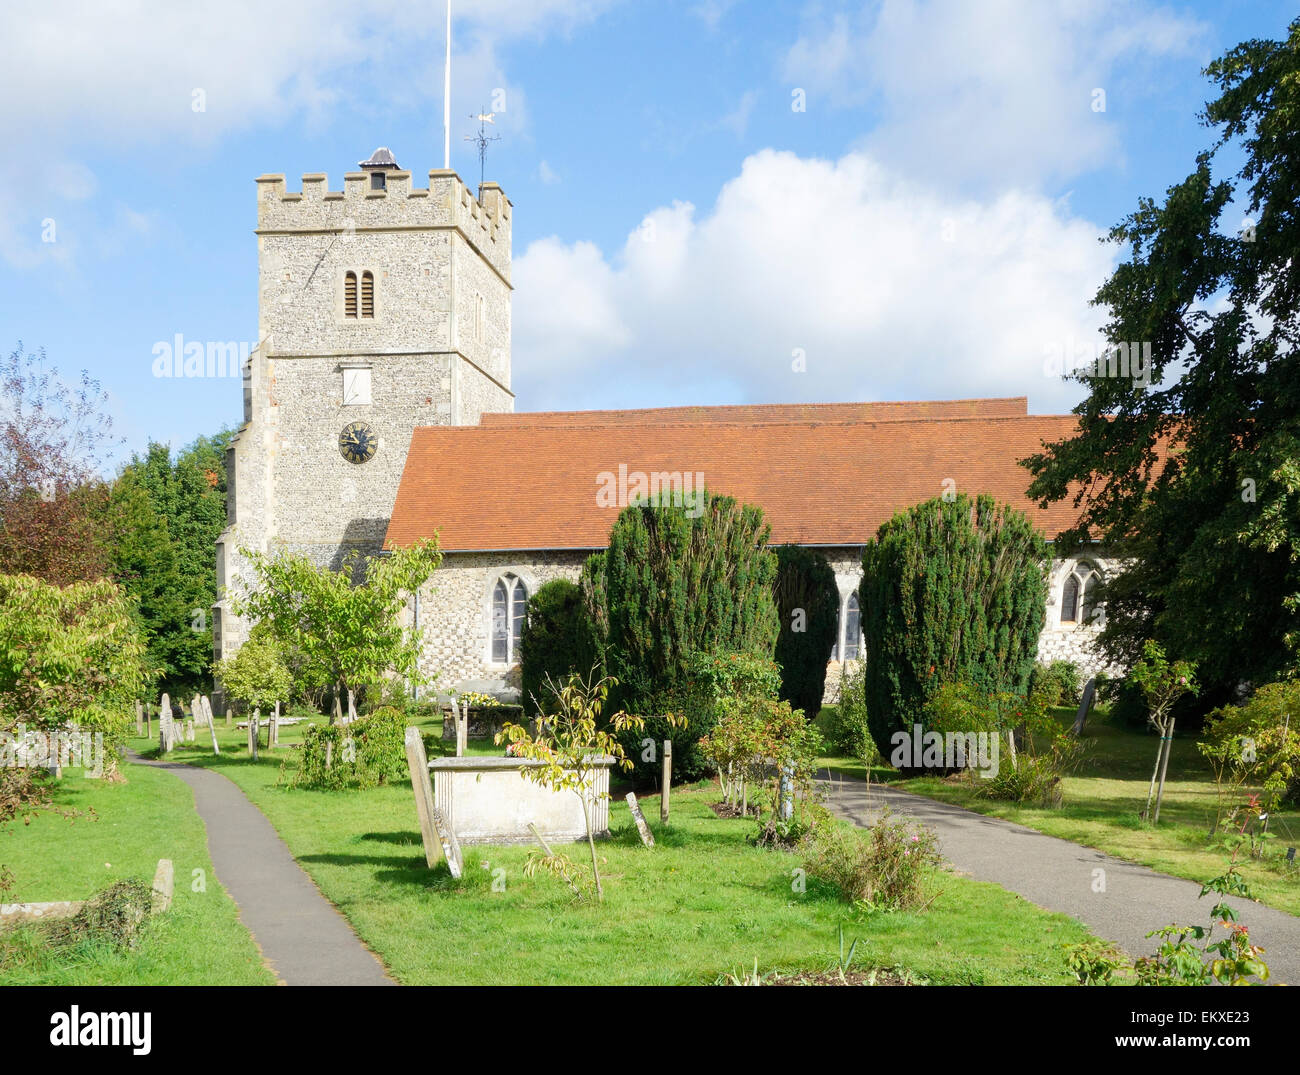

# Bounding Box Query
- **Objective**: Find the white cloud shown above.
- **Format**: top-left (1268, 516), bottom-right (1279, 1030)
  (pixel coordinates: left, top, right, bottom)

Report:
top-left (514, 149), bottom-right (1117, 413)
top-left (782, 0), bottom-right (1207, 189)
top-left (538, 159), bottom-right (561, 185)
top-left (0, 0), bottom-right (616, 267)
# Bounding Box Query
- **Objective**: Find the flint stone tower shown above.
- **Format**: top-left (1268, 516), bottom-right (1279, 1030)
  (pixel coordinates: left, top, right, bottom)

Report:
top-left (213, 149), bottom-right (513, 674)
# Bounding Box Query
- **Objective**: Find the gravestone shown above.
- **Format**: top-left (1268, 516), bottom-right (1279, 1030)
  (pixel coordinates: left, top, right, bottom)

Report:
top-left (135, 700), bottom-right (144, 738)
top-left (145, 702), bottom-right (151, 740)
top-left (159, 694), bottom-right (173, 753)
top-left (151, 859), bottom-right (174, 914)
top-left (248, 709), bottom-right (259, 761)
top-left (207, 708), bottom-right (221, 755)
top-left (185, 720), bottom-right (195, 743)
top-left (660, 740), bottom-right (672, 824)
top-left (269, 701), bottom-right (279, 748)
top-left (404, 727), bottom-right (462, 877)
top-left (191, 695), bottom-right (203, 728)
top-left (625, 792), bottom-right (655, 848)
top-left (1071, 677), bottom-right (1097, 736)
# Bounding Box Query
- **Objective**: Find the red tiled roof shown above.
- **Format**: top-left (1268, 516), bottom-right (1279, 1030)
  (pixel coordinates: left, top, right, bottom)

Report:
top-left (384, 411), bottom-right (1089, 553)
top-left (480, 397), bottom-right (1029, 428)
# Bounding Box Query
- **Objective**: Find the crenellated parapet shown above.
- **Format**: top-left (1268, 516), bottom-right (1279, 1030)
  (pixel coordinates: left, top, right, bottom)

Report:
top-left (255, 169), bottom-right (511, 281)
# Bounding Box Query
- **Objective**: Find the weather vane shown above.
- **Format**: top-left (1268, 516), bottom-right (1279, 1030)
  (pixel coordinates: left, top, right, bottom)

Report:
top-left (464, 109), bottom-right (501, 189)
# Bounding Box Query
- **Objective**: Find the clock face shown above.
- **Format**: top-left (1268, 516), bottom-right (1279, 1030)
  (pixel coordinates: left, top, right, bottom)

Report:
top-left (339, 421), bottom-right (377, 464)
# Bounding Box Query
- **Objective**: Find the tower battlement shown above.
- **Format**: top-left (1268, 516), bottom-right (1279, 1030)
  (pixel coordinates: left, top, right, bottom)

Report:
top-left (255, 169), bottom-right (511, 281)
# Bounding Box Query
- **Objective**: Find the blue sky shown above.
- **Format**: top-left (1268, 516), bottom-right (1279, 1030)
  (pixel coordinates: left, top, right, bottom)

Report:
top-left (1, 0), bottom-right (1293, 468)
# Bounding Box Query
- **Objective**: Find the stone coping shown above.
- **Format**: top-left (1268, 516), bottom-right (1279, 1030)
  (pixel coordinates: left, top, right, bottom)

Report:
top-left (429, 755), bottom-right (615, 772)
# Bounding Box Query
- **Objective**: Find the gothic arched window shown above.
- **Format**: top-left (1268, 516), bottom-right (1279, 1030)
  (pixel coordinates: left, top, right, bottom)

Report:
top-left (1060, 562), bottom-right (1101, 625)
top-left (843, 593), bottom-right (861, 660)
top-left (491, 574), bottom-right (528, 664)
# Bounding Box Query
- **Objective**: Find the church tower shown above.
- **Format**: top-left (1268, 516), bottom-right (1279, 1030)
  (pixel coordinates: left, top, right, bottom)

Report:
top-left (213, 150), bottom-right (513, 673)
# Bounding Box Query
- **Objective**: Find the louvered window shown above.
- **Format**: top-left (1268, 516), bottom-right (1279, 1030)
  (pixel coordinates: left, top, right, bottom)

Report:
top-left (344, 271), bottom-right (358, 318)
top-left (361, 271), bottom-right (374, 318)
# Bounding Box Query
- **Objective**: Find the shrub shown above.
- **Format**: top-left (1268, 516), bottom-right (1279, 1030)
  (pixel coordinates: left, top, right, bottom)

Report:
top-left (1199, 680), bottom-right (1300, 831)
top-left (214, 629), bottom-right (293, 713)
top-left (599, 490), bottom-right (780, 720)
top-left (771, 546), bottom-right (839, 721)
top-left (800, 809), bottom-right (942, 911)
top-left (291, 705), bottom-right (407, 790)
top-left (519, 579), bottom-right (597, 715)
top-left (626, 650), bottom-right (780, 786)
top-left (820, 661), bottom-right (877, 763)
top-left (1028, 660), bottom-right (1081, 707)
top-left (860, 494), bottom-right (1047, 767)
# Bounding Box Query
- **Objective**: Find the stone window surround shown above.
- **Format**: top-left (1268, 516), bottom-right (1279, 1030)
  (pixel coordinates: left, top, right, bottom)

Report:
top-left (832, 581), bottom-right (863, 662)
top-left (1054, 558), bottom-right (1105, 628)
top-left (483, 567), bottom-right (539, 668)
top-left (336, 266), bottom-right (385, 322)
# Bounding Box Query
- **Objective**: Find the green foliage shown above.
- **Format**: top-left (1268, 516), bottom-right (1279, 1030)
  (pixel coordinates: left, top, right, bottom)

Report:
top-left (1129, 640), bottom-right (1198, 727)
top-left (290, 706), bottom-right (407, 790)
top-left (213, 629), bottom-right (292, 712)
top-left (1023, 23), bottom-right (1300, 701)
top-left (800, 808), bottom-right (942, 911)
top-left (1065, 867), bottom-right (1269, 985)
top-left (860, 494), bottom-right (1048, 766)
top-left (577, 551), bottom-right (608, 671)
top-left (771, 546), bottom-right (838, 721)
top-left (980, 732), bottom-right (1083, 807)
top-left (742, 698), bottom-right (824, 849)
top-left (1199, 680), bottom-right (1300, 830)
top-left (821, 662), bottom-right (877, 763)
top-left (625, 650), bottom-right (778, 786)
top-left (0, 573), bottom-right (148, 770)
top-left (599, 490), bottom-right (780, 720)
top-left (44, 879), bottom-right (153, 951)
top-left (519, 579), bottom-right (596, 715)
top-left (233, 538), bottom-right (441, 709)
top-left (496, 670), bottom-right (665, 900)
top-left (1028, 660), bottom-right (1081, 707)
top-left (109, 433), bottom-right (232, 698)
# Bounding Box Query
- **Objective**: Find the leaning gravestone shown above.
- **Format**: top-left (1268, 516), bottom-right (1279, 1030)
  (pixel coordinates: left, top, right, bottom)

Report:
top-left (625, 792), bottom-right (655, 848)
top-left (1071, 677), bottom-right (1097, 736)
top-left (404, 727), bottom-right (462, 878)
top-left (185, 720), bottom-right (195, 743)
top-left (191, 695), bottom-right (203, 728)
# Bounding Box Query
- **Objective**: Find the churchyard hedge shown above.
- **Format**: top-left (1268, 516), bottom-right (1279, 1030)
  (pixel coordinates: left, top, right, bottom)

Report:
top-left (861, 494), bottom-right (1047, 766)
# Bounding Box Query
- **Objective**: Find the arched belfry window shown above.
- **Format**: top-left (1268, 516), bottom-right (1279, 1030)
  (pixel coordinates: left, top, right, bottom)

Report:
top-left (344, 271), bottom-right (358, 318)
top-left (360, 271), bottom-right (375, 318)
top-left (491, 574), bottom-right (528, 664)
top-left (1060, 562), bottom-right (1101, 625)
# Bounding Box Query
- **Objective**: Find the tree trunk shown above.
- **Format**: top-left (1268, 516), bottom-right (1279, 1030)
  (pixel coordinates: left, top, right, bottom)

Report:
top-left (1152, 718), bottom-right (1176, 824)
top-left (579, 786), bottom-right (602, 900)
top-left (332, 684), bottom-right (343, 725)
top-left (1142, 717), bottom-right (1166, 819)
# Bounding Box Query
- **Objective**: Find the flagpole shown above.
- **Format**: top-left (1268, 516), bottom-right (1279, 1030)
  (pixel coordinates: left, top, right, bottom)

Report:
top-left (443, 0), bottom-right (452, 170)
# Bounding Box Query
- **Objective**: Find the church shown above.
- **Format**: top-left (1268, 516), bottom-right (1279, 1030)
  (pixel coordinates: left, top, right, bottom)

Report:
top-left (213, 150), bottom-right (1116, 705)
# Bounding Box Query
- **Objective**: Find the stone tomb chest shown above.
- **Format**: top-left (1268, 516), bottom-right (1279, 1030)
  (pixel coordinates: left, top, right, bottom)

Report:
top-left (429, 755), bottom-right (613, 846)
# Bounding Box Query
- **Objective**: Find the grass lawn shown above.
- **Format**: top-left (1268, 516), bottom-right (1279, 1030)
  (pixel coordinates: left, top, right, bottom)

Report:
top-left (817, 707), bottom-right (1300, 916)
top-left (0, 757), bottom-right (274, 986)
top-left (143, 711), bottom-right (1099, 985)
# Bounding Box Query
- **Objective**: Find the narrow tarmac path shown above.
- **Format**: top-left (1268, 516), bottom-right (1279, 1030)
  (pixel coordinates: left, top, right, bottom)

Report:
top-left (131, 751), bottom-right (393, 986)
top-left (819, 771), bottom-right (1300, 985)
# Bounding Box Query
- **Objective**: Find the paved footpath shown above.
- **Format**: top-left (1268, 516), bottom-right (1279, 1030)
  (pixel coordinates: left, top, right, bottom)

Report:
top-left (132, 752), bottom-right (393, 986)
top-left (818, 771), bottom-right (1300, 985)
